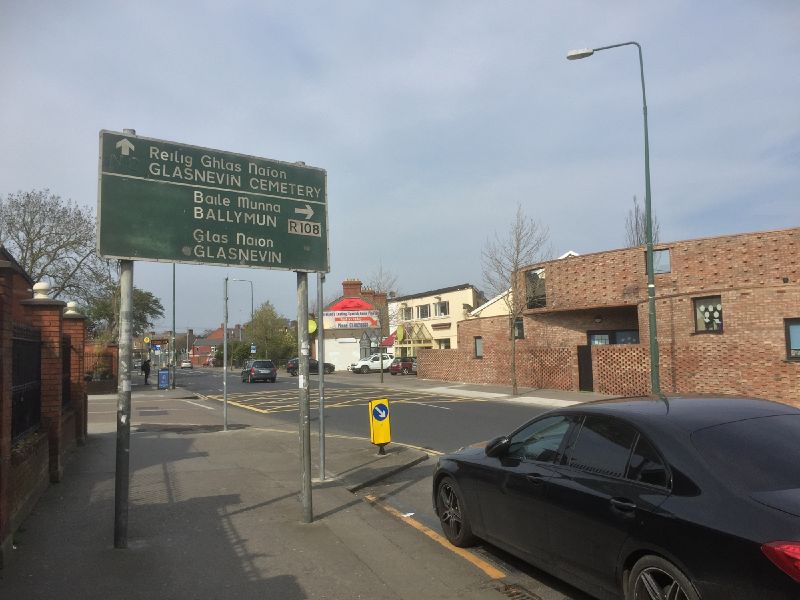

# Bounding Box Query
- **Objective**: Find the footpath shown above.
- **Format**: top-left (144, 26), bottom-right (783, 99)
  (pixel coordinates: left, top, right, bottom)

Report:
top-left (0, 378), bottom-right (610, 600)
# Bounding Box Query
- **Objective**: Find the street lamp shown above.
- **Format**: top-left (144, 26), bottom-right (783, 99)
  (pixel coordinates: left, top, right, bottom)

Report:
top-left (567, 41), bottom-right (661, 395)
top-left (231, 278), bottom-right (254, 338)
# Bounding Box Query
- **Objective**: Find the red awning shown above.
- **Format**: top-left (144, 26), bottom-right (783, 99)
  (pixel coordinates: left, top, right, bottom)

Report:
top-left (380, 331), bottom-right (397, 347)
top-left (328, 297), bottom-right (375, 311)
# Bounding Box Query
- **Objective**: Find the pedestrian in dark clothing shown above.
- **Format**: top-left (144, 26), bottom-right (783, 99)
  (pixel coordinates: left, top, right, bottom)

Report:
top-left (142, 359), bottom-right (151, 384)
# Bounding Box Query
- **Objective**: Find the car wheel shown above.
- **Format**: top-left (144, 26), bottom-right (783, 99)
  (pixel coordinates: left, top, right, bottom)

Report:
top-left (360, 365), bottom-right (370, 374)
top-left (289, 369), bottom-right (296, 376)
top-left (435, 477), bottom-right (475, 548)
top-left (626, 555), bottom-right (699, 600)
top-left (401, 368), bottom-right (410, 375)
top-left (325, 366), bottom-right (334, 374)
top-left (390, 371), bottom-right (397, 376)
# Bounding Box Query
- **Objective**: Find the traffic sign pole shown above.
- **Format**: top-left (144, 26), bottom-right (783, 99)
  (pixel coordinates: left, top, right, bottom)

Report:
top-left (114, 258), bottom-right (133, 548)
top-left (297, 272), bottom-right (312, 523)
top-left (317, 272), bottom-right (326, 481)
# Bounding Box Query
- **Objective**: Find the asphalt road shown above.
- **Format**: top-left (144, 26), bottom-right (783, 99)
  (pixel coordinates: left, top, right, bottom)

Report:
top-left (172, 366), bottom-right (550, 453)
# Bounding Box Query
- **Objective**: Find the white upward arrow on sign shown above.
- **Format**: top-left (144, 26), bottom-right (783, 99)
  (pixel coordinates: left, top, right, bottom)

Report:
top-left (294, 204), bottom-right (314, 220)
top-left (116, 138), bottom-right (135, 156)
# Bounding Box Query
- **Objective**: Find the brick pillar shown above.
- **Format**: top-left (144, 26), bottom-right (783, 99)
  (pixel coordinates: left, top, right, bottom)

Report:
top-left (63, 304), bottom-right (87, 445)
top-left (0, 262), bottom-right (13, 565)
top-left (22, 289), bottom-right (66, 483)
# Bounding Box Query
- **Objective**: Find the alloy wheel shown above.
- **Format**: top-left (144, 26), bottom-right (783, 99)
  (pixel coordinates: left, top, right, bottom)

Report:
top-left (438, 481), bottom-right (464, 539)
top-left (633, 567), bottom-right (692, 600)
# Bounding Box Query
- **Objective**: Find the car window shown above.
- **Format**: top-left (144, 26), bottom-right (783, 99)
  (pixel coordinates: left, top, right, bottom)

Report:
top-left (627, 435), bottom-right (669, 488)
top-left (692, 414), bottom-right (800, 493)
top-left (567, 416), bottom-right (637, 478)
top-left (507, 416), bottom-right (571, 463)
top-left (252, 360), bottom-right (274, 368)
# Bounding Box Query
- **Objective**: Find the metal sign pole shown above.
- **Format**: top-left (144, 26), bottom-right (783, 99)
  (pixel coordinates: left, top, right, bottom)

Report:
top-left (114, 258), bottom-right (133, 548)
top-left (223, 276), bottom-right (228, 431)
top-left (171, 263), bottom-right (176, 389)
top-left (297, 272), bottom-right (312, 522)
top-left (317, 272), bottom-right (326, 481)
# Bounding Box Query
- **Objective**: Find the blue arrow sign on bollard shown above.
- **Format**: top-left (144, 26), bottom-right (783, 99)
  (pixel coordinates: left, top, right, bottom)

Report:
top-left (372, 404), bottom-right (388, 421)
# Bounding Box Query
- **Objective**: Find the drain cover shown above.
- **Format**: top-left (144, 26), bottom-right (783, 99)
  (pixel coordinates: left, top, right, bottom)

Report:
top-left (496, 584), bottom-right (542, 600)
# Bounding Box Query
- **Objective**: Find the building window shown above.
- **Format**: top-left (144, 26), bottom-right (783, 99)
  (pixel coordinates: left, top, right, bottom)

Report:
top-left (588, 330), bottom-right (640, 345)
top-left (474, 336), bottom-right (484, 358)
top-left (416, 304), bottom-right (430, 319)
top-left (786, 319), bottom-right (800, 360)
top-left (694, 296), bottom-right (723, 333)
top-left (434, 300), bottom-right (449, 317)
top-left (651, 248), bottom-right (671, 274)
top-left (513, 318), bottom-right (524, 339)
top-left (526, 269), bottom-right (546, 308)
top-left (437, 339), bottom-right (451, 349)
top-left (401, 307), bottom-right (413, 320)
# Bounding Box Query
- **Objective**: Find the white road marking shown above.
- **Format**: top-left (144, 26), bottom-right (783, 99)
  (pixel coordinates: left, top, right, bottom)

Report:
top-left (181, 399), bottom-right (216, 411)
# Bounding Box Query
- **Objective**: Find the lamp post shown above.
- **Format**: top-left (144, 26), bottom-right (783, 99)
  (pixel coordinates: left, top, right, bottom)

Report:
top-left (231, 278), bottom-right (254, 337)
top-left (567, 41), bottom-right (661, 395)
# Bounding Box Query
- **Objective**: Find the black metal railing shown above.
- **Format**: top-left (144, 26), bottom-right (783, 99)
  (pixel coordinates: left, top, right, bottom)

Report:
top-left (12, 324), bottom-right (42, 440)
top-left (62, 334), bottom-right (72, 408)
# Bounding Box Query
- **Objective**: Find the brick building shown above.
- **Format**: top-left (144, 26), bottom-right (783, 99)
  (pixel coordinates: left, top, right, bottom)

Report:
top-left (419, 228), bottom-right (800, 405)
top-left (319, 279), bottom-right (388, 371)
top-left (0, 248), bottom-right (88, 566)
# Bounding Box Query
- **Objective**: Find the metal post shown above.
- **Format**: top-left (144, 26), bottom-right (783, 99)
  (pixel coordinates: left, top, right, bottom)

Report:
top-left (114, 258), bottom-right (133, 548)
top-left (223, 277), bottom-right (228, 431)
top-left (317, 272), bottom-right (326, 481)
top-left (636, 44), bottom-right (661, 396)
top-left (297, 272), bottom-right (312, 522)
top-left (171, 263), bottom-right (176, 389)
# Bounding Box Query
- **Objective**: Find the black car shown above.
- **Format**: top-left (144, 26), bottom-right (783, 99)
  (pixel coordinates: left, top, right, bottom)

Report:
top-left (433, 397), bottom-right (800, 600)
top-left (286, 357), bottom-right (335, 376)
top-left (241, 359), bottom-right (277, 383)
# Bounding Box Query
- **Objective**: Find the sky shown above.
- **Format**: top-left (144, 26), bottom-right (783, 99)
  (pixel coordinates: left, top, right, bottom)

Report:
top-left (2, 1), bottom-right (798, 333)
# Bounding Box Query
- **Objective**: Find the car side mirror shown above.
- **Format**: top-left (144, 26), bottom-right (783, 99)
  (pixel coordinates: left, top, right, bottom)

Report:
top-left (485, 436), bottom-right (510, 458)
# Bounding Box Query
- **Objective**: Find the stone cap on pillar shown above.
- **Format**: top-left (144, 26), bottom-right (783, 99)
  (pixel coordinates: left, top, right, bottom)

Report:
top-left (21, 280), bottom-right (66, 308)
top-left (64, 300), bottom-right (85, 320)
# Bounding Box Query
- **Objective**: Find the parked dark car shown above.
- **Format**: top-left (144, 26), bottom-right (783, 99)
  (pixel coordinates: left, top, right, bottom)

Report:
top-left (241, 359), bottom-right (277, 383)
top-left (286, 357), bottom-right (335, 376)
top-left (389, 357), bottom-right (417, 376)
top-left (433, 397), bottom-right (800, 600)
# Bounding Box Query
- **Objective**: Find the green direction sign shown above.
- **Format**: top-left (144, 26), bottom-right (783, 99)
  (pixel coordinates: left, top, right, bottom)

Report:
top-left (97, 130), bottom-right (329, 272)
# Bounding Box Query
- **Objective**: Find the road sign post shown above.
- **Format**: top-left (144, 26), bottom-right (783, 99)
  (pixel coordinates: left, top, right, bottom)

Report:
top-left (99, 129), bottom-right (329, 530)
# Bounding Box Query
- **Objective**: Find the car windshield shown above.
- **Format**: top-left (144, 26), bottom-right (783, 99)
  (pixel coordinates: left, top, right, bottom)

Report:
top-left (692, 414), bottom-right (800, 493)
top-left (252, 361), bottom-right (274, 368)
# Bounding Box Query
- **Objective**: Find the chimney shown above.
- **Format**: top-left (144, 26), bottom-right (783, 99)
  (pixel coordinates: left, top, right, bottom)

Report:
top-left (342, 278), bottom-right (363, 298)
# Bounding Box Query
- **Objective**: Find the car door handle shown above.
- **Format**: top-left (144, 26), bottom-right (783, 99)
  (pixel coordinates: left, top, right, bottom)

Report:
top-left (526, 473), bottom-right (546, 485)
top-left (610, 498), bottom-right (637, 512)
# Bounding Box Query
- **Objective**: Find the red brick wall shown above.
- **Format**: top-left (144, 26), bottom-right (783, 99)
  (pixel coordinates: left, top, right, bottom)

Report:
top-left (593, 345), bottom-right (650, 396)
top-left (523, 228), bottom-right (799, 312)
top-left (24, 302), bottom-right (65, 482)
top-left (9, 432), bottom-right (49, 532)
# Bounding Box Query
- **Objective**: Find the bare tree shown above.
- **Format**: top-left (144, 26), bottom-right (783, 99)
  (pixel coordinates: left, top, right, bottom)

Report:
top-left (482, 204), bottom-right (550, 395)
top-left (0, 189), bottom-right (111, 302)
top-left (625, 195), bottom-right (660, 247)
